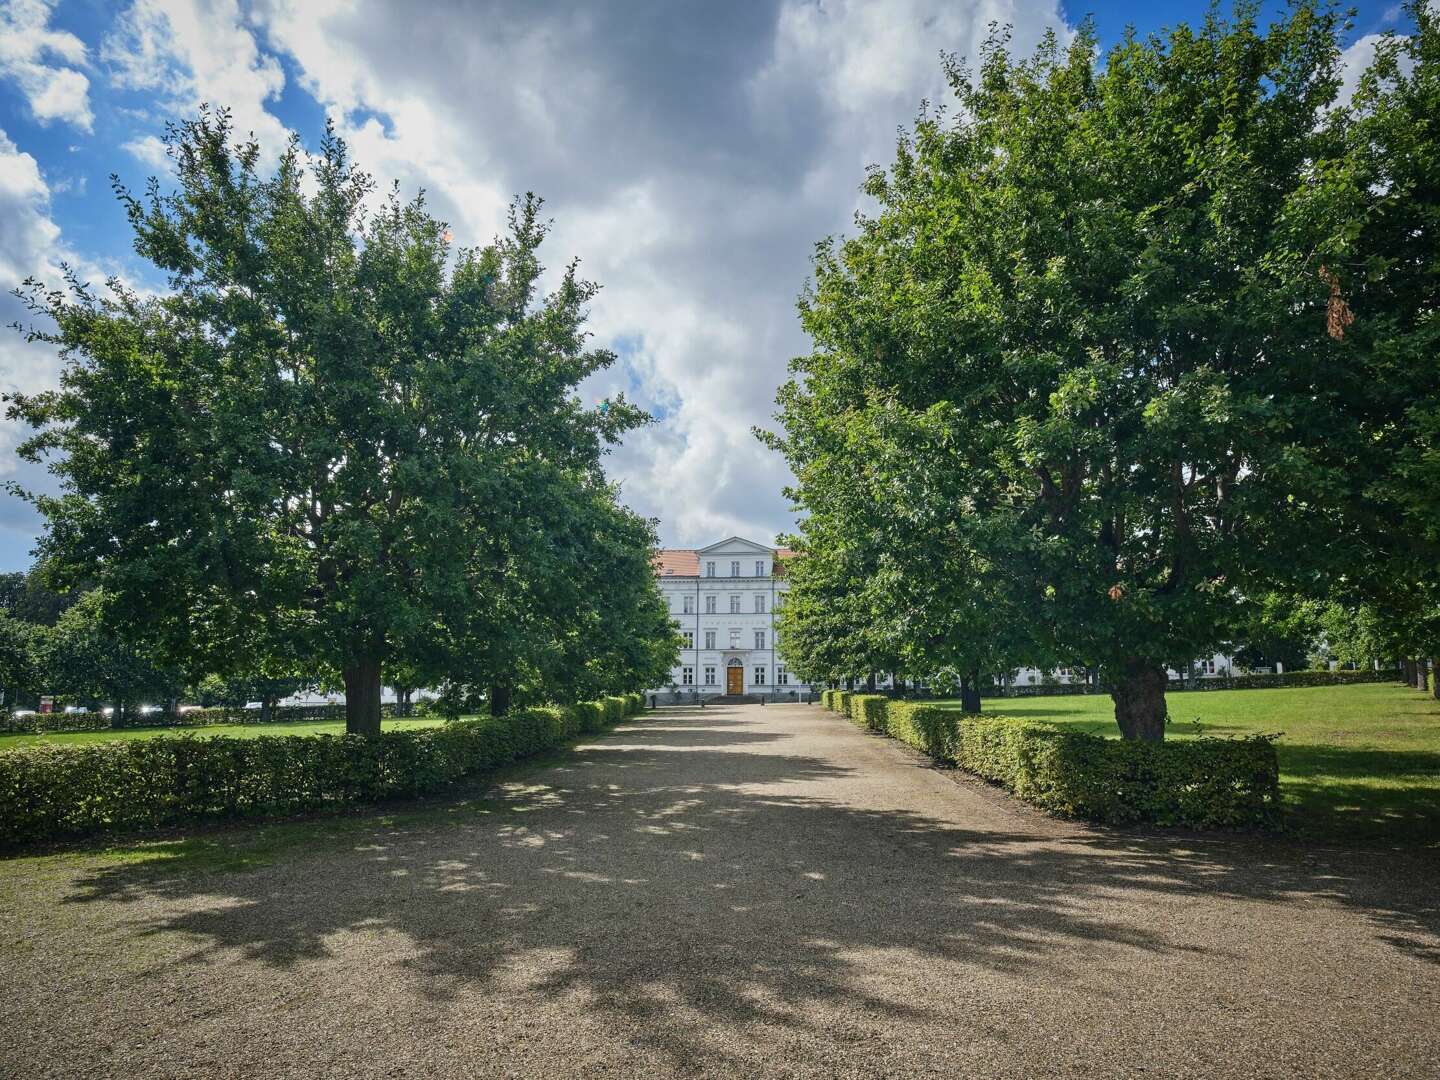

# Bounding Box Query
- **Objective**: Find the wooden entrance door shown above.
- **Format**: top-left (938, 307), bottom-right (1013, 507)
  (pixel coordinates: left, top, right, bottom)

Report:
top-left (726, 663), bottom-right (743, 694)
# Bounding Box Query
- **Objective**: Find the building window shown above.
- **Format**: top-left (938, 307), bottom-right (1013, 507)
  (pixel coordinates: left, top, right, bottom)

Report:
top-left (1027, 673), bottom-right (1037, 684)
top-left (705, 561), bottom-right (715, 577)
top-left (753, 666), bottom-right (766, 686)
top-left (704, 629), bottom-right (715, 649)
top-left (754, 630), bottom-right (766, 649)
top-left (756, 560), bottom-right (766, 576)
top-left (683, 595), bottom-right (694, 614)
top-left (777, 667), bottom-right (789, 685)
top-left (681, 666), bottom-right (694, 686)
top-left (754, 594), bottom-right (765, 613)
top-left (705, 595), bottom-right (716, 614)
top-left (730, 629), bottom-right (741, 649)
top-left (704, 665), bottom-right (716, 685)
top-left (682, 630), bottom-right (694, 648)
top-left (729, 593), bottom-right (741, 613)
top-left (730, 560), bottom-right (740, 577)
top-left (1201, 659), bottom-right (1217, 675)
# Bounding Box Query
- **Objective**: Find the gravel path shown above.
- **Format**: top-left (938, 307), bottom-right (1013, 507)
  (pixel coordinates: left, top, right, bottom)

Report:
top-left (2, 702), bottom-right (1437, 1079)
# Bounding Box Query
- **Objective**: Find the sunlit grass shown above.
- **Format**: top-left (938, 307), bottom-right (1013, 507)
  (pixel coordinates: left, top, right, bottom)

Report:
top-left (0, 716), bottom-right (447, 748)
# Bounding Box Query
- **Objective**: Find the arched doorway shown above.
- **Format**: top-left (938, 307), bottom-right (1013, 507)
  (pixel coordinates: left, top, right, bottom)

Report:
top-left (726, 657), bottom-right (743, 695)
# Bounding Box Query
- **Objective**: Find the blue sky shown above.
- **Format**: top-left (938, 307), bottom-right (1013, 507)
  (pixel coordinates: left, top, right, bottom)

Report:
top-left (0, 0), bottom-right (1412, 573)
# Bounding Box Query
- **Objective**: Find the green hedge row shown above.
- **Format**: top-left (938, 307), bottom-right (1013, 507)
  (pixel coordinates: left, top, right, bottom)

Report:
top-left (0, 693), bottom-right (646, 847)
top-left (823, 694), bottom-right (1279, 829)
top-left (0, 702), bottom-right (415, 735)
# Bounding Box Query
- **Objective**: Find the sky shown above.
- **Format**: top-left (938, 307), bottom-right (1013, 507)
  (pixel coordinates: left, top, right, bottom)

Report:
top-left (0, 0), bottom-right (1412, 572)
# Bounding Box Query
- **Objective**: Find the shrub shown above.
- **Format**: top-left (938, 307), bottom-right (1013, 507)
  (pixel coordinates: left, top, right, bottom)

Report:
top-left (848, 694), bottom-right (888, 731)
top-left (0, 692), bottom-right (646, 847)
top-left (836, 690), bottom-right (853, 717)
top-left (858, 700), bottom-right (1280, 830)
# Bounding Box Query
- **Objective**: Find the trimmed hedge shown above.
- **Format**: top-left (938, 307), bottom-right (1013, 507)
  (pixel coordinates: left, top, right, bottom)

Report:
top-left (849, 699), bottom-right (1279, 830)
top-left (0, 701), bottom-right (415, 735)
top-left (848, 694), bottom-right (888, 730)
top-left (0, 693), bottom-right (648, 847)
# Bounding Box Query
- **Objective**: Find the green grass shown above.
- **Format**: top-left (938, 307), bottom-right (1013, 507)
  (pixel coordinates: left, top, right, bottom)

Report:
top-left (932, 682), bottom-right (1440, 846)
top-left (0, 716), bottom-right (447, 748)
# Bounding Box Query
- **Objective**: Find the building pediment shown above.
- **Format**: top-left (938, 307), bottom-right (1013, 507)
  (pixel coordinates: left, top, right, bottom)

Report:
top-left (696, 536), bottom-right (775, 556)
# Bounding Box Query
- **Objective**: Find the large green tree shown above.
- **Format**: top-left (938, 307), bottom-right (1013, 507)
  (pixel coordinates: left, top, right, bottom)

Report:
top-left (6, 111), bottom-right (652, 733)
top-left (770, 4), bottom-right (1385, 740)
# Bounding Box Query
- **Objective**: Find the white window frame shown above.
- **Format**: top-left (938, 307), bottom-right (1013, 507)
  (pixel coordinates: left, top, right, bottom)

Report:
top-left (754, 629), bottom-right (765, 650)
top-left (729, 593), bottom-right (741, 613)
top-left (704, 665), bottom-right (716, 686)
top-left (755, 560), bottom-right (766, 576)
top-left (705, 595), bottom-right (716, 614)
top-left (681, 666), bottom-right (694, 686)
top-left (682, 595), bottom-right (694, 614)
top-left (753, 666), bottom-right (766, 686)
top-left (754, 594), bottom-right (765, 613)
top-left (729, 629), bottom-right (741, 649)
top-left (704, 629), bottom-right (716, 649)
top-left (777, 667), bottom-right (789, 685)
top-left (731, 560), bottom-right (741, 577)
top-left (705, 561), bottom-right (715, 577)
top-left (682, 630), bottom-right (694, 648)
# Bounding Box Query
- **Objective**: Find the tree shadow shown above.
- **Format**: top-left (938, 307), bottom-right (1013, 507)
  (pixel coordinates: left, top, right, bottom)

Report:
top-left (29, 706), bottom-right (1440, 1074)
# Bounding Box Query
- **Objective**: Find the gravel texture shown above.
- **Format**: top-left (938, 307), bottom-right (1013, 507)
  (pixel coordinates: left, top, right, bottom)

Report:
top-left (1, 702), bottom-right (1437, 1079)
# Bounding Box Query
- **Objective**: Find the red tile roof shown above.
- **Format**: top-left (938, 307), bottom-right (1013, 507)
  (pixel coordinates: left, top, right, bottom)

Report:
top-left (652, 549), bottom-right (699, 576)
top-left (652, 547), bottom-right (796, 577)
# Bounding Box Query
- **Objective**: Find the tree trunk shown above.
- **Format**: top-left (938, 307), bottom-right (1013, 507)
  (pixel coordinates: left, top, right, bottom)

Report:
top-left (1432, 659), bottom-right (1440, 701)
top-left (865, 672), bottom-right (876, 691)
top-left (960, 673), bottom-right (982, 713)
top-left (343, 657), bottom-right (383, 736)
top-left (1109, 664), bottom-right (1168, 742)
top-left (489, 684), bottom-right (512, 717)
top-left (111, 699), bottom-right (124, 730)
top-left (259, 696), bottom-right (276, 724)
top-left (1402, 657), bottom-right (1416, 686)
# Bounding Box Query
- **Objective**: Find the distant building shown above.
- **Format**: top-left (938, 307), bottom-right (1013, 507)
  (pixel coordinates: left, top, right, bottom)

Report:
top-left (651, 536), bottom-right (810, 700)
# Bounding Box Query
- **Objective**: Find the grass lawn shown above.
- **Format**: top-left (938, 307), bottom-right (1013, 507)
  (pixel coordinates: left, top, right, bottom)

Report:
top-left (0, 716), bottom-right (447, 749)
top-left (934, 682), bottom-right (1440, 847)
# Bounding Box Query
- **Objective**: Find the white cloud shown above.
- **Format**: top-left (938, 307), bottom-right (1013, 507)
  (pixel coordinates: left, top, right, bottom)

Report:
top-left (122, 132), bottom-right (171, 171)
top-left (103, 0), bottom-right (291, 164)
top-left (252, 0), bottom-right (1071, 547)
top-left (0, 0), bottom-right (93, 130)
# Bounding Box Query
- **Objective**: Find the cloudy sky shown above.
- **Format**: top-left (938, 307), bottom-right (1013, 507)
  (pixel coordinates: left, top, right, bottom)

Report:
top-left (0, 0), bottom-right (1407, 571)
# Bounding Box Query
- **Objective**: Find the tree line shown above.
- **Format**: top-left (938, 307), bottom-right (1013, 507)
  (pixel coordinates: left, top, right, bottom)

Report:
top-left (4, 111), bottom-right (679, 733)
top-left (763, 1), bottom-right (1440, 739)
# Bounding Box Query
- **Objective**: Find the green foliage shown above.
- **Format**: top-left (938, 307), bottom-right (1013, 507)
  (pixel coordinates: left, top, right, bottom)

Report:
top-left (764, 5), bottom-right (1421, 740)
top-left (0, 692), bottom-right (645, 846)
top-left (40, 591), bottom-right (180, 725)
top-left (4, 110), bottom-right (662, 734)
top-left (855, 699), bottom-right (1280, 829)
top-left (849, 694), bottom-right (888, 730)
top-left (835, 690), bottom-right (853, 718)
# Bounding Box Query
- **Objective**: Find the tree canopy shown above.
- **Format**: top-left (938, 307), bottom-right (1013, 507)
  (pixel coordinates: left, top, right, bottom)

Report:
top-left (7, 110), bottom-right (672, 732)
top-left (766, 1), bottom-right (1438, 739)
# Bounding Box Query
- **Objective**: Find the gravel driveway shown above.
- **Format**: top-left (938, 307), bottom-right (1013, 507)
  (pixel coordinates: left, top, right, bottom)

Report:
top-left (2, 702), bottom-right (1437, 1079)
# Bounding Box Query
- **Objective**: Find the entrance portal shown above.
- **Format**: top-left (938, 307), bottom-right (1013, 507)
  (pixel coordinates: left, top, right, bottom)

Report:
top-left (726, 660), bottom-right (743, 695)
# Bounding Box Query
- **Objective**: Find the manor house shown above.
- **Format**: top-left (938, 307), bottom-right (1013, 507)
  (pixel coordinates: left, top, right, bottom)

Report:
top-left (651, 536), bottom-right (810, 700)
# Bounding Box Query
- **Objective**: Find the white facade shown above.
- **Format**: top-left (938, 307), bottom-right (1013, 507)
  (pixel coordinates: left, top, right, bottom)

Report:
top-left (651, 536), bottom-right (810, 698)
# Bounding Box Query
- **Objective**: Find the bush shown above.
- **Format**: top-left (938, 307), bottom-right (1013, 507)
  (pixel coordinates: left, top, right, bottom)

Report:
top-left (836, 690), bottom-right (853, 717)
top-left (0, 693), bottom-right (646, 847)
top-left (848, 694), bottom-right (887, 731)
top-left (856, 700), bottom-right (1280, 830)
